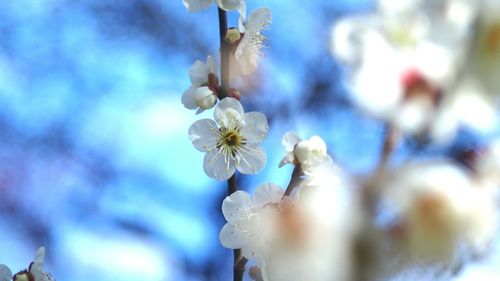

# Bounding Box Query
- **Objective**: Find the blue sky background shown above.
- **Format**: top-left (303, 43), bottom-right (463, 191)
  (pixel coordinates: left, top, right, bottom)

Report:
top-left (0, 1), bottom-right (499, 280)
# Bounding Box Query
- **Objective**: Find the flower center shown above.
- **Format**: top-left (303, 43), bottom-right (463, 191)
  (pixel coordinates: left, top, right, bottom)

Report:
top-left (400, 69), bottom-right (440, 105)
top-left (217, 127), bottom-right (246, 157)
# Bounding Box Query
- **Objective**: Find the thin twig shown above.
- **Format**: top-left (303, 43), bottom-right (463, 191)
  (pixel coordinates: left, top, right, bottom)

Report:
top-left (217, 7), bottom-right (230, 99)
top-left (375, 124), bottom-right (399, 175)
top-left (283, 164), bottom-right (302, 198)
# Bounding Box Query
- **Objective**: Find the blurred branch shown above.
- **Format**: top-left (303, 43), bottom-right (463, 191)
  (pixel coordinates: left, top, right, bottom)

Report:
top-left (375, 124), bottom-right (399, 175)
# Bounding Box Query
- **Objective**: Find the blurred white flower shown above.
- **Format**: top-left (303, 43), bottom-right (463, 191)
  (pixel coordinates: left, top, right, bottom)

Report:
top-left (0, 247), bottom-right (55, 281)
top-left (330, 0), bottom-right (479, 142)
top-left (382, 162), bottom-right (498, 265)
top-left (278, 132), bottom-right (332, 174)
top-left (182, 55), bottom-right (218, 114)
top-left (263, 162), bottom-right (359, 281)
top-left (183, 0), bottom-right (244, 13)
top-left (189, 97), bottom-right (268, 181)
top-left (476, 140), bottom-right (500, 187)
top-left (219, 183), bottom-right (284, 261)
top-left (229, 8), bottom-right (272, 77)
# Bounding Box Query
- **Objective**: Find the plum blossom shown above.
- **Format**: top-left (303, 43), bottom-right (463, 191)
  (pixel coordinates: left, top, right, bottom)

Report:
top-left (189, 97), bottom-right (268, 181)
top-left (228, 8), bottom-right (272, 77)
top-left (330, 0), bottom-right (479, 142)
top-left (278, 132), bottom-right (332, 174)
top-left (0, 247), bottom-right (55, 281)
top-left (183, 0), bottom-right (244, 13)
top-left (219, 183), bottom-right (284, 261)
top-left (219, 155), bottom-right (359, 281)
top-left (382, 162), bottom-right (498, 265)
top-left (182, 55), bottom-right (218, 113)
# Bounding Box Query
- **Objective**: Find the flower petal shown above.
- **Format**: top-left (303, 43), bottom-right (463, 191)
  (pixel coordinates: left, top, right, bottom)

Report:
top-left (215, 0), bottom-right (243, 11)
top-left (206, 55), bottom-right (217, 75)
top-left (30, 247), bottom-right (45, 279)
top-left (214, 97), bottom-right (244, 127)
top-left (281, 131), bottom-right (301, 152)
top-left (245, 8), bottom-right (272, 33)
top-left (189, 119), bottom-right (219, 152)
top-left (240, 112), bottom-right (268, 144)
top-left (222, 190), bottom-right (253, 224)
top-left (182, 86), bottom-right (198, 110)
top-left (235, 145), bottom-right (266, 175)
top-left (0, 265), bottom-right (12, 281)
top-left (189, 59), bottom-right (210, 86)
top-left (253, 183), bottom-right (284, 208)
top-left (278, 154), bottom-right (294, 168)
top-left (220, 223), bottom-right (247, 249)
top-left (203, 147), bottom-right (236, 181)
top-left (183, 0), bottom-right (213, 13)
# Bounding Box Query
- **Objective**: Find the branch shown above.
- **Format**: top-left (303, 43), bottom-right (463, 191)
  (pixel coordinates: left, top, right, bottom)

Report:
top-left (217, 7), bottom-right (230, 99)
top-left (219, 8), bottom-right (247, 281)
top-left (283, 164), bottom-right (302, 198)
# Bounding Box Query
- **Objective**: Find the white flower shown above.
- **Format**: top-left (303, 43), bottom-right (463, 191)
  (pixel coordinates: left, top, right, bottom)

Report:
top-left (189, 97), bottom-right (268, 181)
top-left (330, 1), bottom-right (477, 141)
top-left (219, 183), bottom-right (284, 261)
top-left (382, 162), bottom-right (497, 265)
top-left (0, 247), bottom-right (55, 281)
top-left (278, 132), bottom-right (332, 174)
top-left (183, 0), bottom-right (244, 13)
top-left (182, 55), bottom-right (218, 113)
top-left (229, 8), bottom-right (272, 77)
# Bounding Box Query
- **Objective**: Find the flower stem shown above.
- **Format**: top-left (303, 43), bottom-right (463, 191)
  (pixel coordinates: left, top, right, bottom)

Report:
top-left (218, 7), bottom-right (230, 99)
top-left (283, 164), bottom-right (302, 198)
top-left (219, 8), bottom-right (247, 280)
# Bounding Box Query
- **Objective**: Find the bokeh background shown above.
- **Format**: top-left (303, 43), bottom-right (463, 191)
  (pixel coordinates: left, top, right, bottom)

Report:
top-left (0, 0), bottom-right (499, 280)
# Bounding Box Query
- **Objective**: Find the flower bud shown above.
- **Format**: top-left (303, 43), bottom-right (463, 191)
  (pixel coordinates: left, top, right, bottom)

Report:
top-left (225, 28), bottom-right (242, 44)
top-left (294, 136), bottom-right (327, 164)
top-left (194, 86), bottom-right (217, 109)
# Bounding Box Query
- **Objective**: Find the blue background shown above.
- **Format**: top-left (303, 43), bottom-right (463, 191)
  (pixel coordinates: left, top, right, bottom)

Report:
top-left (0, 1), bottom-right (498, 280)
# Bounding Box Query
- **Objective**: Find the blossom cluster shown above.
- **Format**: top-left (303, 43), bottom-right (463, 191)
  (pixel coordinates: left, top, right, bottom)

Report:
top-left (181, 0), bottom-right (500, 280)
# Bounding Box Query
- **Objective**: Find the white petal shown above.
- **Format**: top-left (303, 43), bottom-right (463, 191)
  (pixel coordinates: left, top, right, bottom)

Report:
top-left (237, 1), bottom-right (247, 32)
top-left (235, 39), bottom-right (259, 75)
top-left (215, 0), bottom-right (243, 11)
top-left (253, 183), bottom-right (284, 208)
top-left (245, 8), bottom-right (271, 33)
top-left (189, 119), bottom-right (219, 152)
top-left (203, 147), bottom-right (235, 181)
top-left (235, 145), bottom-right (266, 175)
top-left (240, 112), bottom-right (268, 144)
top-left (222, 190), bottom-right (253, 224)
top-left (181, 86), bottom-right (198, 110)
top-left (193, 86), bottom-right (217, 109)
top-left (30, 247), bottom-right (45, 279)
top-left (214, 97), bottom-right (244, 127)
top-left (189, 59), bottom-right (210, 86)
top-left (183, 0), bottom-right (213, 13)
top-left (282, 131), bottom-right (301, 152)
top-left (220, 223), bottom-right (247, 249)
top-left (206, 55), bottom-right (217, 75)
top-left (0, 265), bottom-right (12, 281)
top-left (278, 154), bottom-right (294, 168)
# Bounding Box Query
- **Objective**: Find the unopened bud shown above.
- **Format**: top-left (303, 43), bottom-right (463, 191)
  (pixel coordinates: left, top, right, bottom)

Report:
top-left (228, 88), bottom-right (241, 100)
top-left (294, 136), bottom-right (327, 164)
top-left (194, 86), bottom-right (217, 109)
top-left (225, 28), bottom-right (242, 44)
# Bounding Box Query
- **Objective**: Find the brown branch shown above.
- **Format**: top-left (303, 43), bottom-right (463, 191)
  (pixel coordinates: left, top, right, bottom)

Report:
top-left (219, 8), bottom-right (246, 280)
top-left (217, 7), bottom-right (230, 99)
top-left (375, 124), bottom-right (399, 176)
